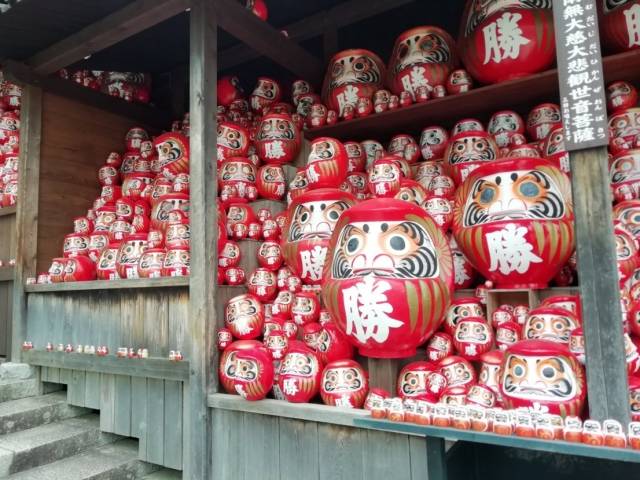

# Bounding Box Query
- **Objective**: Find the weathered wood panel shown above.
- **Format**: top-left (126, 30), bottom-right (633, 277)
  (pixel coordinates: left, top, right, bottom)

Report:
top-left (0, 213), bottom-right (16, 261)
top-left (146, 378), bottom-right (165, 466)
top-left (37, 93), bottom-right (146, 273)
top-left (210, 409), bottom-right (428, 480)
top-left (25, 288), bottom-right (188, 355)
top-left (0, 281), bottom-right (13, 357)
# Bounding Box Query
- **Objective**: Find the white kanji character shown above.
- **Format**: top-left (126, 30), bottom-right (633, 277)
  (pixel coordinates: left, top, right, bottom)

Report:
top-left (625, 4), bottom-right (640, 48)
top-left (306, 164), bottom-right (320, 183)
top-left (216, 146), bottom-right (225, 161)
top-left (483, 12), bottom-right (530, 64)
top-left (453, 255), bottom-right (471, 286)
top-left (567, 45), bottom-right (588, 59)
top-left (573, 127), bottom-right (595, 143)
top-left (563, 5), bottom-right (584, 19)
top-left (464, 344), bottom-right (478, 357)
top-left (486, 223), bottom-right (543, 275)
top-left (566, 30), bottom-right (587, 47)
top-left (335, 395), bottom-right (353, 408)
top-left (235, 384), bottom-right (247, 398)
top-left (573, 113), bottom-right (594, 129)
top-left (342, 276), bottom-right (404, 344)
top-left (401, 66), bottom-right (430, 97)
top-left (231, 316), bottom-right (253, 336)
top-left (300, 246), bottom-right (327, 281)
top-left (265, 140), bottom-right (286, 160)
top-left (282, 379), bottom-right (299, 396)
top-left (567, 58), bottom-right (589, 74)
top-left (336, 85), bottom-right (360, 115)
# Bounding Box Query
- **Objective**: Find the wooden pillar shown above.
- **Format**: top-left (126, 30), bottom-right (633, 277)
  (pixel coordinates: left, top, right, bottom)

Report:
top-left (570, 147), bottom-right (630, 425)
top-left (11, 85), bottom-right (42, 362)
top-left (425, 437), bottom-right (447, 480)
top-left (185, 0), bottom-right (217, 478)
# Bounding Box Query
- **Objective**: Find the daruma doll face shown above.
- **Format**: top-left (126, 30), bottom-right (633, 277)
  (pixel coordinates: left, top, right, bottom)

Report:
top-left (453, 157), bottom-right (574, 289)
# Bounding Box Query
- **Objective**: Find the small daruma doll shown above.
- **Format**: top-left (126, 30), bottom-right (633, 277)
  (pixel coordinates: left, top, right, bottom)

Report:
top-left (387, 26), bottom-right (457, 99)
top-left (153, 132), bottom-right (189, 179)
top-left (323, 198), bottom-right (454, 358)
top-left (282, 188), bottom-right (356, 285)
top-left (278, 343), bottom-right (323, 403)
top-left (217, 121), bottom-right (250, 162)
top-left (458, 0), bottom-right (555, 85)
top-left (453, 157), bottom-right (574, 288)
top-left (255, 113), bottom-right (301, 164)
top-left (305, 137), bottom-right (348, 190)
top-left (218, 157), bottom-right (257, 203)
top-left (444, 131), bottom-right (500, 186)
top-left (396, 361), bottom-right (439, 401)
top-left (320, 359), bottom-right (369, 408)
top-left (501, 340), bottom-right (586, 417)
top-left (225, 294), bottom-right (265, 340)
top-left (219, 340), bottom-right (274, 401)
top-left (453, 317), bottom-right (494, 361)
top-left (322, 49), bottom-right (386, 117)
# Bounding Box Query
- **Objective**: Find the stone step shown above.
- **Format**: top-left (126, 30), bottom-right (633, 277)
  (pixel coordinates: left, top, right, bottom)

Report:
top-left (0, 414), bottom-right (119, 476)
top-left (0, 379), bottom-right (38, 404)
top-left (7, 439), bottom-right (158, 480)
top-left (142, 468), bottom-right (182, 479)
top-left (0, 391), bottom-right (91, 435)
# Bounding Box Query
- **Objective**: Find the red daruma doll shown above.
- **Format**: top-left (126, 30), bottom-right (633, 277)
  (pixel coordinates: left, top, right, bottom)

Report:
top-left (305, 137), bottom-right (348, 190)
top-left (278, 342), bottom-right (323, 403)
top-left (453, 157), bottom-right (574, 288)
top-left (254, 113), bottom-right (301, 165)
top-left (219, 340), bottom-right (274, 401)
top-left (320, 359), bottom-right (369, 408)
top-left (458, 1), bottom-right (555, 85)
top-left (282, 188), bottom-right (356, 285)
top-left (322, 198), bottom-right (454, 358)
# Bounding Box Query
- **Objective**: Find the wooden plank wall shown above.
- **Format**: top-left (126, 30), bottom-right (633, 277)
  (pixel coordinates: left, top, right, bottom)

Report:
top-left (0, 213), bottom-right (16, 262)
top-left (37, 93), bottom-right (142, 273)
top-left (25, 288), bottom-right (188, 355)
top-left (211, 409), bottom-right (429, 480)
top-left (0, 212), bottom-right (16, 357)
top-left (41, 366), bottom-right (183, 470)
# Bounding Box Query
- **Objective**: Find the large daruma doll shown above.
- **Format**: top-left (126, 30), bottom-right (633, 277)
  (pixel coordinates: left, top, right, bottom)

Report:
top-left (598, 0), bottom-right (640, 54)
top-left (282, 188), bottom-right (357, 285)
top-left (323, 198), bottom-right (454, 358)
top-left (387, 26), bottom-right (458, 99)
top-left (322, 49), bottom-right (386, 117)
top-left (500, 339), bottom-right (586, 417)
top-left (254, 113), bottom-right (301, 164)
top-left (453, 157), bottom-right (574, 288)
top-left (458, 1), bottom-right (555, 85)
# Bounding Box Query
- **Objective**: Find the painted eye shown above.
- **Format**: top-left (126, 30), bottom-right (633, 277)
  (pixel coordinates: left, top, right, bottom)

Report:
top-left (474, 141), bottom-right (486, 150)
top-left (519, 181), bottom-right (540, 197)
top-left (479, 186), bottom-right (496, 204)
top-left (332, 62), bottom-right (344, 77)
top-left (542, 366), bottom-right (556, 379)
top-left (353, 58), bottom-right (367, 72)
top-left (513, 365), bottom-right (525, 377)
top-left (299, 212), bottom-right (310, 223)
top-left (328, 210), bottom-right (340, 221)
top-left (553, 320), bottom-right (567, 331)
top-left (455, 143), bottom-right (465, 152)
top-left (398, 43), bottom-right (409, 59)
top-left (346, 236), bottom-right (361, 255)
top-left (387, 234), bottom-right (408, 254)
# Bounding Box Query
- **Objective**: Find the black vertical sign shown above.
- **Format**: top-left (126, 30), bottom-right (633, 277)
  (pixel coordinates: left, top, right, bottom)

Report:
top-left (553, 0), bottom-right (609, 151)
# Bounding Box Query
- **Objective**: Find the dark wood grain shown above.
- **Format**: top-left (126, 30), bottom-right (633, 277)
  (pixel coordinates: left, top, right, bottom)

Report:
top-left (214, 0), bottom-right (324, 80)
top-left (571, 147), bottom-right (630, 425)
top-left (26, 0), bottom-right (190, 75)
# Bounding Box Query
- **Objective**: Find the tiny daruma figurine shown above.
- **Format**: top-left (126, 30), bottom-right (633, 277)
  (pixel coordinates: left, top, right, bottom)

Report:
top-left (453, 157), bottom-right (574, 289)
top-left (323, 198), bottom-right (454, 358)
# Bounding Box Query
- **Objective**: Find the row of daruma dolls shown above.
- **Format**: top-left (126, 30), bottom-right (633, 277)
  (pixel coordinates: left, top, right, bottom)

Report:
top-left (0, 77), bottom-right (21, 208)
top-left (36, 126), bottom-right (192, 284)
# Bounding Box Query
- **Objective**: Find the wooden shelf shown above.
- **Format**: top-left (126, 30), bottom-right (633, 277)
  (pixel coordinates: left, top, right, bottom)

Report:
top-left (24, 350), bottom-right (189, 381)
top-left (208, 393), bottom-right (369, 428)
top-left (0, 266), bottom-right (14, 282)
top-left (305, 50), bottom-right (640, 142)
top-left (0, 206), bottom-right (16, 217)
top-left (354, 418), bottom-right (640, 464)
top-left (25, 276), bottom-right (189, 293)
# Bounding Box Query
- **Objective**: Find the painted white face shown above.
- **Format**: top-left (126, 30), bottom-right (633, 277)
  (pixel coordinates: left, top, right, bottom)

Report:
top-left (462, 169), bottom-right (566, 227)
top-left (488, 112), bottom-right (523, 135)
top-left (287, 200), bottom-right (352, 241)
top-left (308, 140), bottom-right (338, 163)
top-left (330, 220), bottom-right (439, 279)
top-left (610, 110), bottom-right (640, 138)
top-left (390, 30), bottom-right (452, 74)
top-left (455, 321), bottom-right (491, 344)
top-left (425, 197), bottom-right (452, 215)
top-left (322, 367), bottom-right (365, 393)
top-left (523, 313), bottom-right (578, 343)
top-left (220, 161), bottom-right (256, 183)
top-left (280, 352), bottom-right (316, 376)
top-left (453, 120), bottom-right (484, 135)
top-left (464, 1), bottom-right (552, 35)
top-left (329, 54), bottom-right (383, 89)
top-left (502, 353), bottom-right (579, 402)
top-left (217, 124), bottom-right (246, 150)
top-left (420, 128), bottom-right (447, 157)
top-left (610, 153), bottom-right (640, 185)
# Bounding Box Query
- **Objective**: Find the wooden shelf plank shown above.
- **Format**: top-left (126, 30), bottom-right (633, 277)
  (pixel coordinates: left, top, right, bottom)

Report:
top-left (2, 60), bottom-right (172, 130)
top-left (25, 276), bottom-right (189, 293)
top-left (354, 418), bottom-right (640, 464)
top-left (208, 393), bottom-right (369, 428)
top-left (24, 350), bottom-right (189, 381)
top-left (305, 50), bottom-right (640, 141)
top-left (0, 266), bottom-right (14, 282)
top-left (0, 206), bottom-right (16, 217)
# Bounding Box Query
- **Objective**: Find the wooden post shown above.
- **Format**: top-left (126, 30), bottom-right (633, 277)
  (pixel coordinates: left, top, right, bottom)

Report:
top-left (570, 147), bottom-right (630, 425)
top-left (425, 437), bottom-right (447, 480)
top-left (11, 85), bottom-right (42, 362)
top-left (185, 0), bottom-right (217, 477)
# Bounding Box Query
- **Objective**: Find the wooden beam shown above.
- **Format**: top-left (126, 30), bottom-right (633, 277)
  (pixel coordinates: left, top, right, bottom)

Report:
top-left (11, 84), bottom-right (41, 362)
top-left (184, 0), bottom-right (216, 477)
top-left (214, 0), bottom-right (324, 80)
top-left (26, 0), bottom-right (190, 75)
top-left (24, 277), bottom-right (188, 293)
top-left (570, 147), bottom-right (630, 425)
top-left (2, 60), bottom-right (171, 130)
top-left (219, 0), bottom-right (414, 72)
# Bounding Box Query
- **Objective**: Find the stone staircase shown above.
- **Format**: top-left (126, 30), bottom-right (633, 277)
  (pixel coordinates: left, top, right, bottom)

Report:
top-left (0, 364), bottom-right (181, 479)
